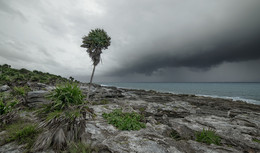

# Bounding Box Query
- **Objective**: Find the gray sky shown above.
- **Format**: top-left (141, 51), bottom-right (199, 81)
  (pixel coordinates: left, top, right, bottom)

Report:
top-left (1, 0), bottom-right (260, 82)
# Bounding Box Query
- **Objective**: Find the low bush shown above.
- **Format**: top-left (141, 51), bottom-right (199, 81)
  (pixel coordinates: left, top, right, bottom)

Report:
top-left (30, 76), bottom-right (40, 82)
top-left (3, 120), bottom-right (41, 150)
top-left (253, 138), bottom-right (260, 144)
top-left (0, 64), bottom-right (69, 86)
top-left (13, 86), bottom-right (30, 97)
top-left (46, 83), bottom-right (85, 110)
top-left (0, 99), bottom-right (18, 115)
top-left (102, 109), bottom-right (146, 130)
top-left (7, 124), bottom-right (38, 144)
top-left (196, 128), bottom-right (221, 145)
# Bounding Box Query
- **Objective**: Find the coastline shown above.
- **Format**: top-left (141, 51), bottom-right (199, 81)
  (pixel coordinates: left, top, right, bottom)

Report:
top-left (101, 83), bottom-right (260, 105)
top-left (93, 84), bottom-right (260, 152)
top-left (1, 82), bottom-right (260, 152)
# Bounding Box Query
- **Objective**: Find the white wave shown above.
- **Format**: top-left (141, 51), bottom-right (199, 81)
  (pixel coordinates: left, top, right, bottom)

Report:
top-left (196, 94), bottom-right (259, 104)
top-left (99, 84), bottom-right (260, 105)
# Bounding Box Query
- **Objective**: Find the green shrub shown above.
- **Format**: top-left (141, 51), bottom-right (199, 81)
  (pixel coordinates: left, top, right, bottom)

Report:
top-left (0, 99), bottom-right (18, 115)
top-left (102, 109), bottom-right (146, 131)
top-left (13, 86), bottom-right (29, 97)
top-left (0, 100), bottom-right (6, 115)
top-left (19, 68), bottom-right (30, 74)
top-left (47, 83), bottom-right (85, 110)
top-left (7, 125), bottom-right (37, 143)
top-left (13, 74), bottom-right (26, 82)
top-left (253, 138), bottom-right (260, 144)
top-left (0, 75), bottom-right (11, 84)
top-left (1, 64), bottom-right (70, 86)
top-left (196, 128), bottom-right (221, 145)
top-left (30, 76), bottom-right (40, 82)
top-left (5, 123), bottom-right (40, 150)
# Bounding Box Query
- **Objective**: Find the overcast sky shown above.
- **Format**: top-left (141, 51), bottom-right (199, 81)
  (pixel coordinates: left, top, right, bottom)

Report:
top-left (1, 0), bottom-right (260, 82)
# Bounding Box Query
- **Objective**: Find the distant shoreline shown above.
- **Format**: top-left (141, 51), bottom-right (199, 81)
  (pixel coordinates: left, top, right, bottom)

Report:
top-left (100, 83), bottom-right (260, 105)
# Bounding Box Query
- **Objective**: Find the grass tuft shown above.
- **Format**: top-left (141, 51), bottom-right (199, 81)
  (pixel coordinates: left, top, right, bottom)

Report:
top-left (12, 86), bottom-right (30, 97)
top-left (0, 99), bottom-right (18, 115)
top-left (252, 138), bottom-right (260, 144)
top-left (7, 125), bottom-right (38, 144)
top-left (195, 128), bottom-right (221, 145)
top-left (3, 120), bottom-right (41, 150)
top-left (170, 130), bottom-right (181, 141)
top-left (46, 83), bottom-right (85, 110)
top-left (102, 109), bottom-right (146, 131)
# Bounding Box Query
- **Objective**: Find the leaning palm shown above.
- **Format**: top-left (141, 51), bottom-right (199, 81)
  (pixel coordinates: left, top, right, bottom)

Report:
top-left (80, 28), bottom-right (111, 99)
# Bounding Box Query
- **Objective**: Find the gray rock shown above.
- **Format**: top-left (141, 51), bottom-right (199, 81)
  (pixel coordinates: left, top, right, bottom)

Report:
top-left (27, 90), bottom-right (51, 107)
top-left (2, 85), bottom-right (260, 152)
top-left (0, 85), bottom-right (10, 92)
top-left (187, 140), bottom-right (243, 153)
top-left (0, 142), bottom-right (24, 153)
top-left (169, 115), bottom-right (260, 152)
top-left (147, 116), bottom-right (157, 125)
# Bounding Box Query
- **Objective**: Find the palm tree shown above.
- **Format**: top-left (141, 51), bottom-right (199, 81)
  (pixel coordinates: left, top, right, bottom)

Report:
top-left (80, 28), bottom-right (111, 99)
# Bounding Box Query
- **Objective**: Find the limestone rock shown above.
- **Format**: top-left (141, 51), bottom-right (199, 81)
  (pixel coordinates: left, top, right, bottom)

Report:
top-left (0, 85), bottom-right (10, 92)
top-left (27, 90), bottom-right (50, 107)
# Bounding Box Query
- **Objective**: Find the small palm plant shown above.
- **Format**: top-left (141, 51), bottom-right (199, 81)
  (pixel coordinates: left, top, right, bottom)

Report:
top-left (34, 83), bottom-right (94, 152)
top-left (46, 83), bottom-right (85, 110)
top-left (81, 28), bottom-right (111, 99)
top-left (196, 128), bottom-right (221, 145)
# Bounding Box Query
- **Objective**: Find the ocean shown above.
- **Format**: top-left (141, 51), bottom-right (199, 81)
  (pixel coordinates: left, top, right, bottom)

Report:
top-left (100, 82), bottom-right (260, 105)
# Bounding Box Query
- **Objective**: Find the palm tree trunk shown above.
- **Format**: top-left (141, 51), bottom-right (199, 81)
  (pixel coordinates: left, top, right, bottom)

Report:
top-left (87, 65), bottom-right (96, 100)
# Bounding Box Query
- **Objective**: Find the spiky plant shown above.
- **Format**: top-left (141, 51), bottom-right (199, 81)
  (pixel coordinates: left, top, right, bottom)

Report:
top-left (196, 128), bottom-right (221, 145)
top-left (81, 28), bottom-right (111, 99)
top-left (34, 105), bottom-right (92, 152)
top-left (46, 83), bottom-right (85, 110)
top-left (34, 83), bottom-right (95, 152)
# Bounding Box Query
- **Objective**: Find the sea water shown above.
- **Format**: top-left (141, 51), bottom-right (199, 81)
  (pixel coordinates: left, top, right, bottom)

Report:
top-left (100, 82), bottom-right (260, 105)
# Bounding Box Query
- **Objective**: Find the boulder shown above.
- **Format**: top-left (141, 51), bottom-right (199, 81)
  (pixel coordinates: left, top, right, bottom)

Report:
top-left (27, 90), bottom-right (51, 107)
top-left (0, 85), bottom-right (10, 92)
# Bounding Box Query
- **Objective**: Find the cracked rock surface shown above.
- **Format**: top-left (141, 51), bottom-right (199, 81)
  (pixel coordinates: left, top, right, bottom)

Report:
top-left (1, 84), bottom-right (260, 153)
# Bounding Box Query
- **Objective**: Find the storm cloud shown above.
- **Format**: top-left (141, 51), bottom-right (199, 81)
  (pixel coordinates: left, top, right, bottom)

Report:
top-left (112, 32), bottom-right (260, 75)
top-left (0, 0), bottom-right (260, 82)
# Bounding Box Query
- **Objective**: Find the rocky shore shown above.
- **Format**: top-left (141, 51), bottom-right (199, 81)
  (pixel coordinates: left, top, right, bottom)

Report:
top-left (1, 83), bottom-right (260, 153)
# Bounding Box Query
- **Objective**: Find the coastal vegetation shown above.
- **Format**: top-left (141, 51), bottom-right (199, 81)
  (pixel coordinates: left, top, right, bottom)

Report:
top-left (0, 118), bottom-right (41, 152)
top-left (0, 64), bottom-right (91, 152)
top-left (1, 63), bottom-right (260, 152)
top-left (46, 83), bottom-right (86, 110)
top-left (195, 128), bottom-right (221, 145)
top-left (102, 109), bottom-right (146, 130)
top-left (80, 28), bottom-right (111, 99)
top-left (0, 64), bottom-right (68, 87)
top-left (0, 96), bottom-right (18, 115)
top-left (253, 138), bottom-right (260, 144)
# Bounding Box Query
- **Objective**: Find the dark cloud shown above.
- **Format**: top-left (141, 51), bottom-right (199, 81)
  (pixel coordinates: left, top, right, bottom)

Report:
top-left (106, 0), bottom-right (260, 76)
top-left (0, 0), bottom-right (260, 82)
top-left (112, 32), bottom-right (260, 75)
